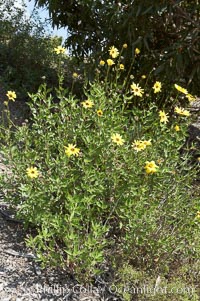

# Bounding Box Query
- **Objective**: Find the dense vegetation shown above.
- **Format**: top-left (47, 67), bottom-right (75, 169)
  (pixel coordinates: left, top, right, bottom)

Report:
top-left (34, 0), bottom-right (200, 94)
top-left (0, 1), bottom-right (200, 300)
top-left (0, 0), bottom-right (62, 100)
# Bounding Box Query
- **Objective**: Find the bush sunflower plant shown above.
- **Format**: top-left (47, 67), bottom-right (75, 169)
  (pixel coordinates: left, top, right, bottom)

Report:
top-left (0, 45), bottom-right (199, 283)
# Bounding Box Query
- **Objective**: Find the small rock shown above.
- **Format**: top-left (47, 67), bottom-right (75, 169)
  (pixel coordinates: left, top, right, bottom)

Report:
top-left (0, 282), bottom-right (4, 291)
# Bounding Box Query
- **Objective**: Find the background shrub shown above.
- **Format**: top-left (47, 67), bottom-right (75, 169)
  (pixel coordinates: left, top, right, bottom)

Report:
top-left (0, 0), bottom-right (63, 101)
top-left (34, 0), bottom-right (200, 95)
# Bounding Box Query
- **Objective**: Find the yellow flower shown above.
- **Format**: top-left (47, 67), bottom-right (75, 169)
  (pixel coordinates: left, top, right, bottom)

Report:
top-left (135, 48), bottom-right (140, 55)
top-left (109, 46), bottom-right (119, 58)
top-left (119, 64), bottom-right (124, 70)
top-left (186, 93), bottom-right (196, 102)
top-left (130, 82), bottom-right (144, 97)
top-left (123, 43), bottom-right (128, 49)
top-left (81, 99), bottom-right (94, 108)
top-left (144, 161), bottom-right (159, 174)
top-left (111, 133), bottom-right (124, 145)
top-left (132, 140), bottom-right (151, 151)
top-left (174, 107), bottom-right (190, 117)
top-left (174, 125), bottom-right (180, 132)
top-left (197, 157), bottom-right (200, 162)
top-left (72, 72), bottom-right (78, 79)
top-left (100, 60), bottom-right (105, 66)
top-left (132, 140), bottom-right (146, 151)
top-left (107, 59), bottom-right (115, 66)
top-left (64, 144), bottom-right (80, 157)
top-left (26, 166), bottom-right (39, 179)
top-left (141, 75), bottom-right (146, 79)
top-left (97, 109), bottom-right (103, 116)
top-left (153, 81), bottom-right (162, 93)
top-left (54, 45), bottom-right (66, 54)
top-left (6, 90), bottom-right (16, 101)
top-left (143, 140), bottom-right (152, 146)
top-left (196, 211), bottom-right (200, 218)
top-left (159, 110), bottom-right (169, 124)
top-left (174, 84), bottom-right (188, 95)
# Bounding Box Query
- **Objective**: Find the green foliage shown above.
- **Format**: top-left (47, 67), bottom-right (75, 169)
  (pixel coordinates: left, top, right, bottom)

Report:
top-left (114, 263), bottom-right (199, 301)
top-left (0, 0), bottom-right (62, 100)
top-left (0, 47), bottom-right (199, 283)
top-left (34, 0), bottom-right (200, 94)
